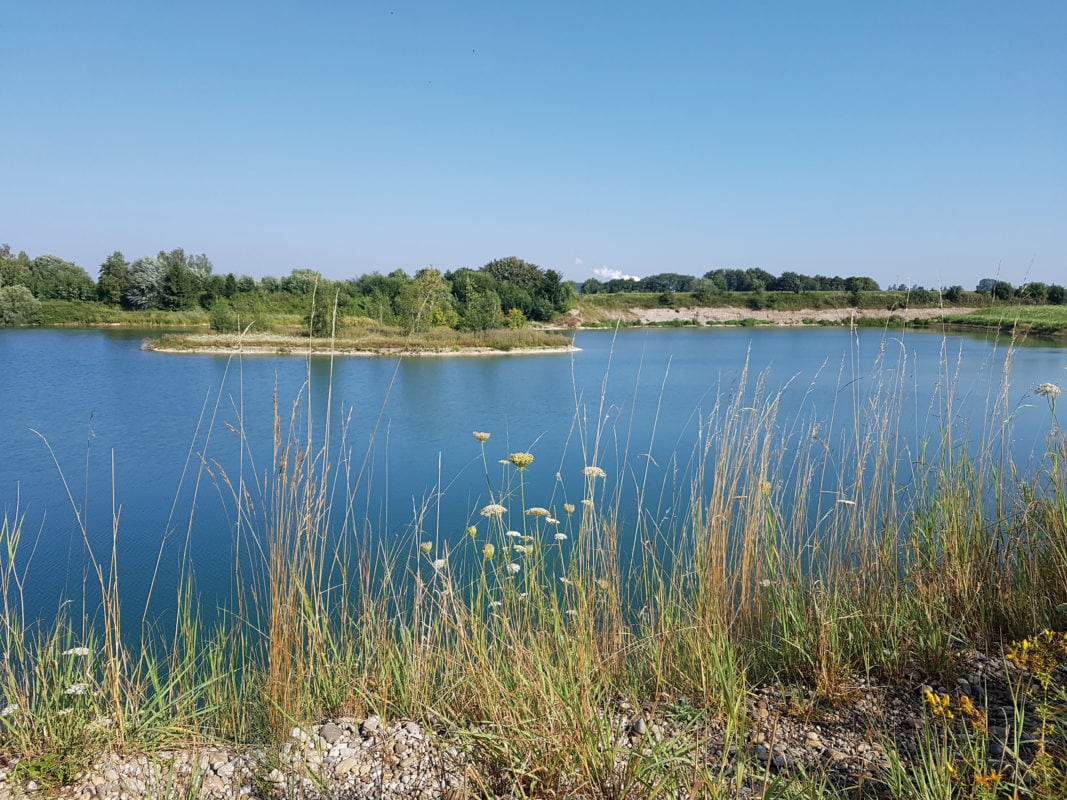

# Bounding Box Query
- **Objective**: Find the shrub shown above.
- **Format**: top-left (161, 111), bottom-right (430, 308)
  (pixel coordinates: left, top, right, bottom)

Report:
top-left (0, 285), bottom-right (42, 326)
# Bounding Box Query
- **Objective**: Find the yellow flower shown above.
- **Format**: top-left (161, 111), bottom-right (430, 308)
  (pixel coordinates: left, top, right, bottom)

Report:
top-left (974, 769), bottom-right (1002, 787)
top-left (420, 541), bottom-right (433, 555)
top-left (482, 543), bottom-right (495, 559)
top-left (466, 525), bottom-right (477, 538)
top-left (480, 503), bottom-right (506, 518)
top-left (924, 690), bottom-right (954, 720)
top-left (513, 544), bottom-right (533, 555)
top-left (508, 452), bottom-right (534, 469)
top-left (563, 503), bottom-right (575, 515)
top-left (473, 431), bottom-right (491, 442)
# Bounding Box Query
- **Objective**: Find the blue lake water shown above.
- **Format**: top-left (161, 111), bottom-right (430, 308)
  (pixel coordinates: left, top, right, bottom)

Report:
top-left (1, 326), bottom-right (1064, 624)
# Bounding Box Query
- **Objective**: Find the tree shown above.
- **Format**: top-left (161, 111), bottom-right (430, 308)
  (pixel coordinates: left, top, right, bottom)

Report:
top-left (26, 255), bottom-right (96, 300)
top-left (97, 252), bottom-right (129, 304)
top-left (0, 248), bottom-right (31, 288)
top-left (396, 268), bottom-right (453, 333)
top-left (124, 256), bottom-right (167, 309)
top-left (304, 286), bottom-right (337, 338)
top-left (1048, 284), bottom-right (1065, 305)
top-left (0, 285), bottom-right (42, 326)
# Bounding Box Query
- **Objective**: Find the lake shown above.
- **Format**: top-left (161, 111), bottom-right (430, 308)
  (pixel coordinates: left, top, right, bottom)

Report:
top-left (1, 325), bottom-right (1064, 624)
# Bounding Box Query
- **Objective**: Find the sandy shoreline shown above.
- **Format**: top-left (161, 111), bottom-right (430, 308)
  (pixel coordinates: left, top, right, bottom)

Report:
top-left (622, 305), bottom-right (971, 325)
top-left (150, 342), bottom-right (582, 357)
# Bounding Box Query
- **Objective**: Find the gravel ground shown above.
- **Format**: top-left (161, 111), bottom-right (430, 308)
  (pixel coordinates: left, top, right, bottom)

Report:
top-left (0, 650), bottom-right (1057, 799)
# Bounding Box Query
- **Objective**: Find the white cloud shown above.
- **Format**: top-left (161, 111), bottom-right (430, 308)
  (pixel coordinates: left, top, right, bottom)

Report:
top-left (593, 266), bottom-right (641, 281)
top-left (574, 257), bottom-right (584, 267)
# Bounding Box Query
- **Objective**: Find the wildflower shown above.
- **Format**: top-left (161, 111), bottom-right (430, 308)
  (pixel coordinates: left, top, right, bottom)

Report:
top-left (420, 541), bottom-right (433, 555)
top-left (498, 459), bottom-right (510, 465)
top-left (974, 769), bottom-right (1002, 787)
top-left (1035, 382), bottom-right (1061, 398)
top-left (563, 503), bottom-right (575, 515)
top-left (758, 479), bottom-right (772, 495)
top-left (554, 532), bottom-right (568, 541)
top-left (84, 715), bottom-right (114, 733)
top-left (546, 517), bottom-right (559, 525)
top-left (63, 646), bottom-right (91, 657)
top-left (559, 577), bottom-right (573, 586)
top-left (66, 683), bottom-right (90, 696)
top-left (508, 452), bottom-right (534, 469)
top-left (0, 703), bottom-right (16, 717)
top-left (466, 525), bottom-right (477, 538)
top-left (58, 708), bottom-right (73, 716)
top-left (506, 562), bottom-right (521, 575)
top-left (480, 503), bottom-right (506, 518)
top-left (505, 530), bottom-right (522, 538)
top-left (566, 609), bottom-right (578, 616)
top-left (759, 578), bottom-right (772, 588)
top-left (432, 558), bottom-right (446, 571)
top-left (582, 465), bottom-right (606, 479)
top-left (526, 507), bottom-right (549, 517)
top-left (924, 690), bottom-right (953, 720)
top-left (482, 543), bottom-right (495, 559)
top-left (489, 601), bottom-right (503, 609)
top-left (958, 695), bottom-right (986, 732)
top-left (473, 431), bottom-right (491, 442)
top-left (581, 498), bottom-right (594, 508)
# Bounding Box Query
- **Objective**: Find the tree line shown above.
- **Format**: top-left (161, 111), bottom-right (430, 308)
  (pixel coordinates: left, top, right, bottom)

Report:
top-left (0, 246), bottom-right (578, 333)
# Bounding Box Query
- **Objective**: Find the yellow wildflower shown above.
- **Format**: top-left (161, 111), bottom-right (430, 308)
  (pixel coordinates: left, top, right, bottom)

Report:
top-left (473, 431), bottom-right (491, 442)
top-left (482, 543), bottom-right (495, 560)
top-left (420, 541), bottom-right (433, 555)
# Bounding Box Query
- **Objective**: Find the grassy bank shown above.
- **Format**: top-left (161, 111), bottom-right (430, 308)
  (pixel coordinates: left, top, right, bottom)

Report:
top-left (1, 346), bottom-right (1065, 798)
top-left (938, 305), bottom-right (1067, 337)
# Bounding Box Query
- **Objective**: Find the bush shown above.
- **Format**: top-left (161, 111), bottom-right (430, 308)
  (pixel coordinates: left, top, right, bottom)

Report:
top-left (209, 299), bottom-right (239, 333)
top-left (0, 285), bottom-right (42, 326)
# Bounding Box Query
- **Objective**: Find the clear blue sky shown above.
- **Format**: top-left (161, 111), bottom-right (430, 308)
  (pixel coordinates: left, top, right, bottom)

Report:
top-left (2, 1), bottom-right (1064, 289)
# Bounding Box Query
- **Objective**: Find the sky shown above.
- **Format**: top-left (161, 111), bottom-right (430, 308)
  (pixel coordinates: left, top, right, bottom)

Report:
top-left (2, 1), bottom-right (1064, 289)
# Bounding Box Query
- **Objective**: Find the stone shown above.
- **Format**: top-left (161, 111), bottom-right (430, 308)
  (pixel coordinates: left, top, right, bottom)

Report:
top-left (319, 722), bottom-right (343, 744)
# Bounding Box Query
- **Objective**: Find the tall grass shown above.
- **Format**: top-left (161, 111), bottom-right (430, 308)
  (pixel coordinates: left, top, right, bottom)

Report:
top-left (1, 331), bottom-right (1065, 796)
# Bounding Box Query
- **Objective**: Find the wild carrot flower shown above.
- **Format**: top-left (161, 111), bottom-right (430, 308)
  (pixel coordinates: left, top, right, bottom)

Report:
top-left (546, 517), bottom-right (559, 525)
top-left (420, 541), bottom-right (433, 554)
top-left (506, 562), bottom-right (521, 575)
top-left (63, 647), bottom-right (91, 657)
top-left (473, 431), bottom-right (491, 442)
top-left (581, 498), bottom-right (594, 508)
top-left (432, 558), bottom-right (446, 571)
top-left (526, 507), bottom-right (549, 517)
top-left (1035, 382), bottom-right (1061, 398)
top-left (582, 465), bottom-right (606, 479)
top-left (563, 503), bottom-right (575, 515)
top-left (480, 503), bottom-right (506, 518)
top-left (509, 452), bottom-right (534, 469)
top-left (0, 703), bottom-right (17, 717)
top-left (66, 683), bottom-right (90, 696)
top-left (482, 543), bottom-right (495, 559)
top-left (505, 530), bottom-right (522, 538)
top-left (559, 577), bottom-right (573, 586)
top-left (489, 600), bottom-right (503, 608)
top-left (554, 532), bottom-right (567, 541)
top-left (513, 544), bottom-right (533, 555)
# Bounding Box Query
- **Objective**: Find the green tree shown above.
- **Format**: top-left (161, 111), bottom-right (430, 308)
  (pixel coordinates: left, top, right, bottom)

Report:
top-left (97, 251), bottom-right (129, 304)
top-left (209, 298), bottom-right (239, 332)
top-left (304, 286), bottom-right (338, 338)
top-left (0, 285), bottom-right (42, 326)
top-left (396, 268), bottom-right (453, 333)
top-left (27, 255), bottom-right (96, 300)
top-left (0, 246), bottom-right (32, 288)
